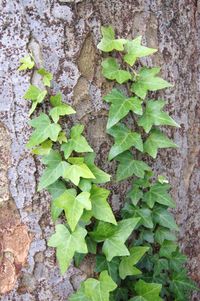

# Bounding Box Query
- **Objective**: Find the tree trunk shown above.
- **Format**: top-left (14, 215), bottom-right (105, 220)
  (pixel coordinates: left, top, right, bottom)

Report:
top-left (0, 0), bottom-right (199, 300)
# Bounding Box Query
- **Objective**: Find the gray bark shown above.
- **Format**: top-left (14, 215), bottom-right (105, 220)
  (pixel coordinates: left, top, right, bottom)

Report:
top-left (0, 0), bottom-right (199, 300)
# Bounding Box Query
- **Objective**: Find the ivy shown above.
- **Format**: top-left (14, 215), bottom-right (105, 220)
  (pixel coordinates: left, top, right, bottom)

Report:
top-left (20, 24), bottom-right (197, 301)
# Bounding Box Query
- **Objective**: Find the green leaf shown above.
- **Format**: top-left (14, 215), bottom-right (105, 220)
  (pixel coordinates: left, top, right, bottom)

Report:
top-left (84, 153), bottom-right (111, 184)
top-left (49, 93), bottom-right (75, 123)
top-left (27, 113), bottom-right (61, 148)
top-left (124, 36), bottom-right (157, 66)
top-left (91, 218), bottom-right (140, 261)
top-left (107, 123), bottom-right (143, 160)
top-left (54, 189), bottom-right (91, 231)
top-left (116, 151), bottom-right (151, 181)
top-left (69, 271), bottom-right (117, 301)
top-left (102, 58), bottom-right (132, 84)
top-left (18, 55), bottom-right (34, 71)
top-left (157, 175), bottom-right (169, 184)
top-left (64, 158), bottom-right (95, 186)
top-left (144, 129), bottom-right (177, 159)
top-left (103, 89), bottom-right (143, 129)
top-left (97, 26), bottom-right (126, 52)
top-left (95, 255), bottom-right (120, 282)
top-left (111, 288), bottom-right (129, 301)
top-left (57, 131), bottom-right (68, 144)
top-left (127, 185), bottom-right (143, 206)
top-left (32, 139), bottom-right (52, 155)
top-left (38, 150), bottom-right (69, 191)
top-left (159, 240), bottom-right (177, 259)
top-left (131, 67), bottom-right (173, 99)
top-left (48, 224), bottom-right (87, 274)
top-left (134, 279), bottom-right (163, 301)
top-left (119, 246), bottom-right (149, 279)
top-left (153, 258), bottom-right (169, 276)
top-left (48, 180), bottom-right (66, 222)
top-left (90, 185), bottom-right (116, 225)
top-left (154, 226), bottom-right (176, 245)
top-left (61, 124), bottom-right (93, 159)
top-left (169, 250), bottom-right (187, 271)
top-left (38, 68), bottom-right (53, 87)
top-left (143, 183), bottom-right (175, 208)
top-left (136, 207), bottom-right (153, 229)
top-left (24, 85), bottom-right (47, 115)
top-left (138, 100), bottom-right (179, 133)
top-left (170, 271), bottom-right (197, 301)
top-left (153, 206), bottom-right (179, 231)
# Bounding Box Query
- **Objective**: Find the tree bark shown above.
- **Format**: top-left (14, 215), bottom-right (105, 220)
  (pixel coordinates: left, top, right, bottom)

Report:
top-left (0, 0), bottom-right (199, 300)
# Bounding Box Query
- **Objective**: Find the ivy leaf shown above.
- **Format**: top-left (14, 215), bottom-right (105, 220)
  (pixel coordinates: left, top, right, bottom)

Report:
top-left (91, 218), bottom-right (140, 261)
top-left (116, 151), bottom-right (151, 181)
top-left (61, 124), bottom-right (93, 159)
top-left (170, 271), bottom-right (197, 301)
top-left (159, 240), bottom-right (177, 258)
top-left (69, 271), bottom-right (117, 301)
top-left (107, 123), bottom-right (143, 160)
top-left (64, 157), bottom-right (95, 185)
top-left (102, 58), bottom-right (132, 84)
top-left (95, 255), bottom-right (120, 282)
top-left (136, 208), bottom-right (154, 229)
top-left (47, 180), bottom-right (66, 222)
top-left (131, 67), bottom-right (173, 99)
top-left (48, 224), bottom-right (87, 274)
top-left (54, 189), bottom-right (91, 231)
top-left (27, 113), bottom-right (61, 148)
top-left (57, 131), bottom-right (68, 144)
top-left (32, 139), bottom-right (52, 155)
top-left (97, 26), bottom-right (126, 52)
top-left (127, 185), bottom-right (143, 206)
top-left (24, 85), bottom-right (47, 115)
top-left (90, 185), bottom-right (116, 225)
top-left (153, 206), bottom-right (179, 231)
top-left (38, 150), bottom-right (69, 191)
top-left (138, 100), bottom-right (179, 133)
top-left (124, 36), bottom-right (157, 66)
top-left (38, 68), bottom-right (53, 87)
top-left (144, 129), bottom-right (177, 159)
top-left (119, 246), bottom-right (149, 279)
top-left (84, 153), bottom-right (111, 184)
top-left (103, 89), bottom-right (143, 129)
top-left (18, 55), bottom-right (34, 71)
top-left (49, 93), bottom-right (76, 123)
top-left (154, 226), bottom-right (176, 245)
top-left (143, 183), bottom-right (176, 208)
top-left (169, 250), bottom-right (187, 271)
top-left (133, 279), bottom-right (163, 301)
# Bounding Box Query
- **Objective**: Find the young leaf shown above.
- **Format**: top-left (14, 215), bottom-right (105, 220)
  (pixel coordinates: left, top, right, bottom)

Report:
top-left (97, 26), bottom-right (126, 52)
top-left (54, 189), bottom-right (91, 231)
top-left (90, 185), bottom-right (116, 225)
top-left (48, 224), bottom-right (87, 274)
top-left (38, 68), bottom-right (53, 87)
top-left (69, 271), bottom-right (117, 301)
top-left (18, 55), bottom-right (34, 71)
top-left (91, 218), bottom-right (140, 261)
top-left (27, 113), bottom-right (61, 148)
top-left (102, 58), bottom-right (132, 84)
top-left (133, 279), bottom-right (163, 301)
top-left (119, 246), bottom-right (149, 279)
top-left (153, 206), bottom-right (179, 231)
top-left (143, 183), bottom-right (176, 208)
top-left (38, 150), bottom-right (69, 191)
top-left (57, 131), bottom-right (68, 144)
top-left (49, 93), bottom-right (75, 123)
top-left (131, 67), bottom-right (173, 99)
top-left (61, 124), bottom-right (93, 159)
top-left (24, 85), bottom-right (47, 115)
top-left (32, 139), bottom-right (52, 155)
top-left (95, 255), bottom-right (120, 282)
top-left (84, 153), bottom-right (111, 184)
top-left (107, 123), bottom-right (143, 160)
top-left (144, 129), bottom-right (177, 159)
top-left (64, 158), bottom-right (95, 185)
top-left (124, 36), bottom-right (157, 66)
top-left (103, 89), bottom-right (143, 129)
top-left (138, 100), bottom-right (179, 133)
top-left (116, 151), bottom-right (151, 181)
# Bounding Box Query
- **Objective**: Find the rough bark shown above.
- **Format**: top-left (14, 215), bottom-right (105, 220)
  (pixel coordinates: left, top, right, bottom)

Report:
top-left (0, 0), bottom-right (199, 300)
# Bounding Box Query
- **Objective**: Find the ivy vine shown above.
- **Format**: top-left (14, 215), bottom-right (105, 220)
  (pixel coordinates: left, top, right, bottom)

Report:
top-left (19, 26), bottom-right (197, 301)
